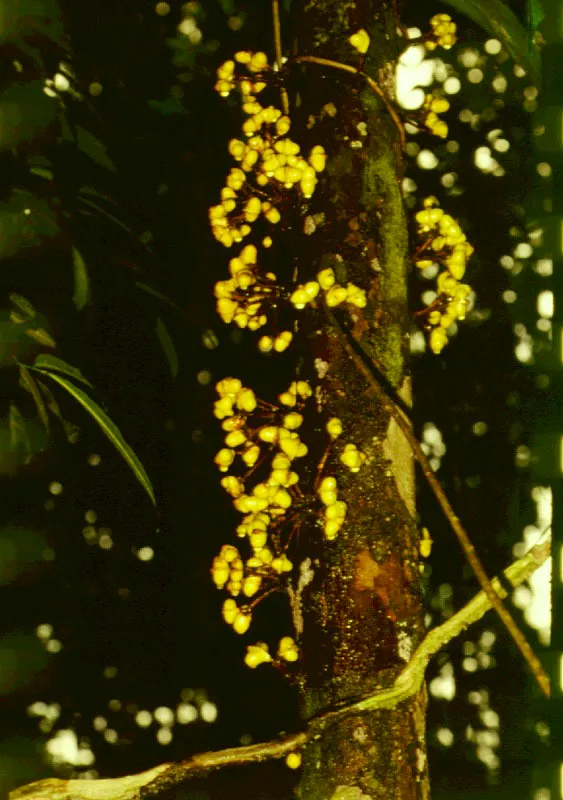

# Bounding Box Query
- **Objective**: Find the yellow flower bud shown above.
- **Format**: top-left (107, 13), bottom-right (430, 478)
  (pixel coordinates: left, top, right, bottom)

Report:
top-left (348, 28), bottom-right (370, 54)
top-left (233, 610), bottom-right (252, 634)
top-left (309, 145), bottom-right (327, 173)
top-left (215, 448), bottom-right (235, 471)
top-left (317, 268), bottom-right (335, 290)
top-left (278, 636), bottom-right (299, 661)
top-left (244, 642), bottom-right (272, 668)
top-left (429, 327), bottom-right (447, 354)
top-left (285, 752), bottom-right (302, 769)
top-left (222, 598), bottom-right (238, 624)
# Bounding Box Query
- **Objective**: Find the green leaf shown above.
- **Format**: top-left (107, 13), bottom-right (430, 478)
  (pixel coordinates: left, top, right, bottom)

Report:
top-left (72, 247), bottom-right (90, 310)
top-left (156, 317), bottom-right (179, 378)
top-left (24, 328), bottom-right (56, 348)
top-left (8, 404), bottom-right (32, 463)
top-left (74, 124), bottom-right (116, 171)
top-left (135, 281), bottom-right (184, 313)
top-left (30, 368), bottom-right (156, 506)
top-left (36, 378), bottom-right (80, 442)
top-left (32, 354), bottom-right (93, 388)
top-left (19, 365), bottom-right (49, 431)
top-left (10, 294), bottom-right (36, 318)
top-left (441, 0), bottom-right (541, 86)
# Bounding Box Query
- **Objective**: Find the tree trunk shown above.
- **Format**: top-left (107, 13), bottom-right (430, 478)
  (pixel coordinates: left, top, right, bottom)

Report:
top-left (290, 2), bottom-right (429, 798)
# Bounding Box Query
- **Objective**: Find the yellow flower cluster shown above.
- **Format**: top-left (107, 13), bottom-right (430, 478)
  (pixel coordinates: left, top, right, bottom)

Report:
top-left (214, 243), bottom-right (278, 332)
top-left (210, 51), bottom-right (327, 250)
top-left (289, 266), bottom-right (367, 312)
top-left (210, 51), bottom-right (331, 353)
top-left (348, 29), bottom-right (370, 54)
top-left (425, 13), bottom-right (457, 51)
top-left (244, 635), bottom-right (299, 669)
top-left (422, 93), bottom-right (450, 139)
top-left (317, 476), bottom-right (347, 540)
top-left (414, 196), bottom-right (474, 354)
top-left (340, 442), bottom-right (367, 473)
top-left (212, 377), bottom-right (316, 646)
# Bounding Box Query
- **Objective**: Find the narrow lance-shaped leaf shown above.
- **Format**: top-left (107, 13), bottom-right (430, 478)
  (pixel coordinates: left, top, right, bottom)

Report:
top-left (72, 247), bottom-right (91, 310)
top-left (32, 354), bottom-right (93, 388)
top-left (19, 365), bottom-right (50, 432)
top-left (156, 317), bottom-right (179, 378)
top-left (30, 368), bottom-right (156, 506)
top-left (442, 0), bottom-right (541, 86)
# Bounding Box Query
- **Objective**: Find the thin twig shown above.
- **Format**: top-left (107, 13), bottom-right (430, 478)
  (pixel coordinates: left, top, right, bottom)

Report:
top-left (10, 536), bottom-right (550, 800)
top-left (294, 55), bottom-right (406, 151)
top-left (325, 306), bottom-right (550, 697)
top-left (272, 0), bottom-right (289, 114)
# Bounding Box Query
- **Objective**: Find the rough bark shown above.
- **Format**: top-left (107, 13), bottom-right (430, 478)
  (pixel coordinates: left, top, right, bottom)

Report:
top-left (290, 2), bottom-right (429, 798)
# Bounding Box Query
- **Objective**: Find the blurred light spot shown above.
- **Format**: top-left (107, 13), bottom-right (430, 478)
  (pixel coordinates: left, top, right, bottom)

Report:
top-left (463, 657), bottom-right (478, 672)
top-left (409, 330), bottom-right (426, 354)
top-left (202, 330), bottom-right (219, 349)
top-left (514, 242), bottom-right (532, 259)
top-left (537, 291), bottom-right (554, 318)
top-left (444, 77), bottom-right (461, 94)
top-left (108, 699), bottom-right (121, 711)
top-left (463, 640), bottom-right (476, 655)
top-left (515, 444), bottom-right (531, 467)
top-left (200, 701), bottom-right (218, 722)
top-left (104, 729), bottom-right (118, 744)
top-left (503, 290), bottom-right (517, 304)
top-left (514, 65), bottom-right (526, 77)
top-left (138, 546), bottom-right (154, 561)
top-left (493, 138), bottom-right (509, 152)
top-left (446, 140), bottom-right (459, 153)
top-left (436, 727), bottom-right (454, 746)
top-left (99, 532), bottom-right (113, 550)
top-left (537, 162), bottom-right (552, 177)
top-left (88, 454), bottom-right (101, 466)
top-left (157, 727), bottom-right (173, 744)
top-left (36, 624), bottom-right (53, 640)
top-left (93, 716), bottom-right (107, 731)
top-left (89, 82), bottom-right (103, 96)
top-left (485, 39), bottom-right (502, 54)
top-left (537, 319), bottom-right (551, 332)
top-left (46, 639), bottom-right (62, 653)
top-left (474, 146), bottom-right (497, 172)
top-left (103, 666), bottom-right (118, 679)
top-left (85, 510), bottom-right (97, 524)
top-left (429, 662), bottom-right (456, 700)
top-left (467, 68), bottom-right (483, 83)
top-left (422, 290), bottom-right (437, 306)
top-left (492, 74), bottom-right (507, 92)
top-left (441, 172), bottom-right (456, 187)
top-left (136, 710), bottom-right (152, 728)
top-left (472, 421), bottom-right (488, 436)
top-left (49, 482), bottom-right (63, 496)
top-left (197, 370), bottom-right (212, 385)
top-left (459, 49), bottom-right (479, 67)
top-left (535, 258), bottom-right (552, 276)
top-left (154, 706), bottom-right (174, 725)
top-left (515, 340), bottom-right (533, 363)
top-left (480, 708), bottom-right (499, 728)
top-left (398, 44), bottom-right (425, 67)
top-left (177, 703), bottom-right (198, 724)
top-left (155, 2), bottom-right (170, 15)
top-left (480, 630), bottom-right (496, 650)
top-left (45, 729), bottom-right (95, 767)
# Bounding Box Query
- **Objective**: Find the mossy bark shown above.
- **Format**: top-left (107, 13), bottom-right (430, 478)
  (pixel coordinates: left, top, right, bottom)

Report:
top-left (290, 2), bottom-right (429, 798)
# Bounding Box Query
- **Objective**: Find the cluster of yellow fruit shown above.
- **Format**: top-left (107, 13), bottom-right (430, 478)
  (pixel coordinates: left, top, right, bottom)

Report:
top-left (414, 196), bottom-right (474, 354)
top-left (317, 476), bottom-right (347, 541)
top-left (425, 13), bottom-right (457, 51)
top-left (244, 636), bottom-right (299, 668)
top-left (214, 243), bottom-right (279, 333)
top-left (210, 50), bottom-right (327, 249)
top-left (210, 51), bottom-right (331, 352)
top-left (289, 266), bottom-right (367, 311)
top-left (422, 92), bottom-right (450, 139)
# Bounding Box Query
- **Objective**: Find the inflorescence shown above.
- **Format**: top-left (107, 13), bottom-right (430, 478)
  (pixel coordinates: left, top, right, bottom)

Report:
top-left (414, 196), bottom-right (474, 354)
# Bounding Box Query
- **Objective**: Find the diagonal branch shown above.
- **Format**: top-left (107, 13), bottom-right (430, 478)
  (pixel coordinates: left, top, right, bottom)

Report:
top-left (10, 535), bottom-right (550, 800)
top-left (324, 304), bottom-right (550, 697)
